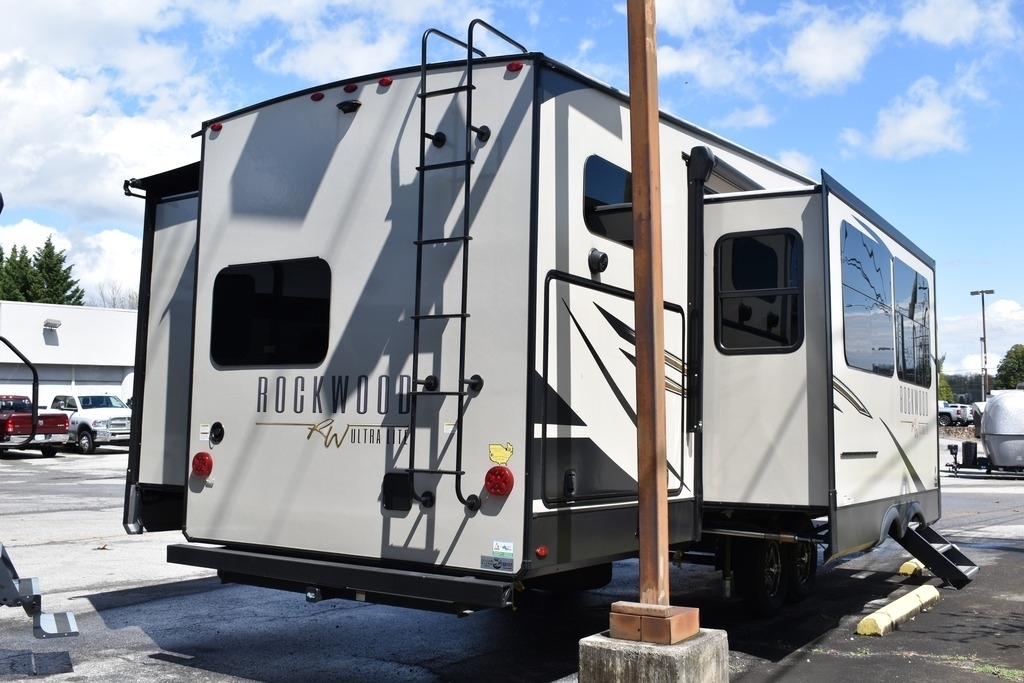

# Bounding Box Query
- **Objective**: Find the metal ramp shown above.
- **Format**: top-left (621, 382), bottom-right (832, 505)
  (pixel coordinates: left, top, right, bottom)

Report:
top-left (891, 524), bottom-right (979, 589)
top-left (1, 542), bottom-right (78, 638)
top-left (402, 21), bottom-right (527, 512)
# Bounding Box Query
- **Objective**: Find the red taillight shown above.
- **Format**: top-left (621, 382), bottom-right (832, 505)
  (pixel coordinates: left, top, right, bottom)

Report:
top-left (311, 92), bottom-right (325, 101)
top-left (535, 545), bottom-right (549, 559)
top-left (506, 61), bottom-right (524, 73)
top-left (210, 122), bottom-right (223, 132)
top-left (484, 465), bottom-right (514, 496)
top-left (343, 83), bottom-right (358, 93)
top-left (192, 452), bottom-right (213, 477)
top-left (378, 76), bottom-right (393, 87)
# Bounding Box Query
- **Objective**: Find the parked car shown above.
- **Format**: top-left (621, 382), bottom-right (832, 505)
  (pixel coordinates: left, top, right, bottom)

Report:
top-left (937, 400), bottom-right (966, 427)
top-left (0, 394), bottom-right (70, 457)
top-left (49, 393), bottom-right (132, 454)
top-left (955, 404), bottom-right (974, 425)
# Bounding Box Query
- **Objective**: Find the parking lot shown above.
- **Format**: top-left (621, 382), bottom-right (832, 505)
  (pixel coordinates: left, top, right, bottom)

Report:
top-left (1, 442), bottom-right (1022, 682)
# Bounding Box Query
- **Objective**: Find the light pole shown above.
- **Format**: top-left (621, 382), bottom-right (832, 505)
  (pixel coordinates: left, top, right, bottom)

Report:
top-left (971, 289), bottom-right (994, 398)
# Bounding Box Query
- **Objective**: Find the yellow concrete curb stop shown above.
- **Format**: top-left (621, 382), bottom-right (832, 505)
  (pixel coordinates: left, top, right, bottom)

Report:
top-left (856, 585), bottom-right (940, 636)
top-left (898, 559), bottom-right (925, 576)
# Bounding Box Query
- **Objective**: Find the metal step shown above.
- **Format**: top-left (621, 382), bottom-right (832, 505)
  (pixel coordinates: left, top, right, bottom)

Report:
top-left (892, 524), bottom-right (979, 589)
top-left (1, 542), bottom-right (79, 638)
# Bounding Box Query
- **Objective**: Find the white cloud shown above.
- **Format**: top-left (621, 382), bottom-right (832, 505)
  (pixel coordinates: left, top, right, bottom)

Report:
top-left (775, 150), bottom-right (815, 178)
top-left (254, 19), bottom-right (410, 81)
top-left (0, 220), bottom-right (71, 255)
top-left (900, 0), bottom-right (1016, 46)
top-left (781, 10), bottom-right (891, 94)
top-left (656, 0), bottom-right (771, 39)
top-left (711, 104), bottom-right (775, 129)
top-left (869, 76), bottom-right (966, 160)
top-left (67, 229), bottom-right (144, 299)
top-left (658, 44), bottom-right (762, 94)
top-left (940, 299), bottom-right (1024, 374)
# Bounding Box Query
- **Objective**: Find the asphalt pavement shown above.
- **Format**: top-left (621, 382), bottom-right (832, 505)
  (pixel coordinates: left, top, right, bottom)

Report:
top-left (1, 440), bottom-right (1022, 682)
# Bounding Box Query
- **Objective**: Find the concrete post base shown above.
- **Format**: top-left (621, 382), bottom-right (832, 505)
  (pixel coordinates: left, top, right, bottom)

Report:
top-left (578, 628), bottom-right (728, 683)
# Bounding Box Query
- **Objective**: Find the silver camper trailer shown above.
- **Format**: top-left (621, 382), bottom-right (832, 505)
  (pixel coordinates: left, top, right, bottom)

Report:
top-left (124, 20), bottom-right (974, 616)
top-left (980, 392), bottom-right (1024, 472)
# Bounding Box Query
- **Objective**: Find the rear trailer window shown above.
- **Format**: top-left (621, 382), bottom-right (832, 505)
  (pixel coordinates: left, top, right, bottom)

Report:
top-left (211, 257), bottom-right (330, 367)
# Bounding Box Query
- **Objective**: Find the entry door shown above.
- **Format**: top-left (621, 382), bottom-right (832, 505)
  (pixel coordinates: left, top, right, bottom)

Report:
top-left (700, 190), bottom-right (830, 508)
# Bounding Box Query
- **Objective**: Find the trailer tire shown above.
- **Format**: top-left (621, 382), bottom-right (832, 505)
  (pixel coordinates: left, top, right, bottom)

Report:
top-left (736, 538), bottom-right (787, 617)
top-left (78, 429), bottom-right (96, 455)
top-left (783, 540), bottom-right (817, 603)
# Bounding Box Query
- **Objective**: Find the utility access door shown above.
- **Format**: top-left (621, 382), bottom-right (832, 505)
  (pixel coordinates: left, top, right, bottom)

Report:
top-left (701, 188), bottom-right (831, 510)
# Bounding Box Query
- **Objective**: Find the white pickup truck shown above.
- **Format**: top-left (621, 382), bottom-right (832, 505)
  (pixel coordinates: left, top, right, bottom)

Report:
top-left (49, 394), bottom-right (132, 454)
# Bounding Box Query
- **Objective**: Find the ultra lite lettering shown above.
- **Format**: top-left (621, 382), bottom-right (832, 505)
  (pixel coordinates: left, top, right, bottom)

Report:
top-left (256, 375), bottom-right (412, 415)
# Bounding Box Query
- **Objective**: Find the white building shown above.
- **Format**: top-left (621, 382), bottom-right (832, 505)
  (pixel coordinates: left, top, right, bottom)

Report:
top-left (0, 301), bottom-right (136, 406)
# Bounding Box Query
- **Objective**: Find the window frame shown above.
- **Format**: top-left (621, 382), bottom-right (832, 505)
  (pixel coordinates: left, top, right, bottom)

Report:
top-left (713, 228), bottom-right (804, 355)
top-left (210, 256), bottom-right (331, 368)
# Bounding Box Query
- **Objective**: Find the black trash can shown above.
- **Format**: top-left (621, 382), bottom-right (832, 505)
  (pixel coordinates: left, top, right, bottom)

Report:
top-left (962, 440), bottom-right (978, 468)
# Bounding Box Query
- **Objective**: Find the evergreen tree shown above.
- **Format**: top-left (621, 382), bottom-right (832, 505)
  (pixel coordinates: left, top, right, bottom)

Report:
top-left (936, 354), bottom-right (954, 402)
top-left (994, 344), bottom-right (1024, 390)
top-left (0, 238), bottom-right (85, 305)
top-left (2, 245), bottom-right (37, 302)
top-left (31, 237), bottom-right (84, 305)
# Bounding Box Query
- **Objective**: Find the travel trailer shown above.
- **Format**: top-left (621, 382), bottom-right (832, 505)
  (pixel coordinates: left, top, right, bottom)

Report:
top-left (980, 391), bottom-right (1024, 472)
top-left (123, 20), bottom-right (974, 616)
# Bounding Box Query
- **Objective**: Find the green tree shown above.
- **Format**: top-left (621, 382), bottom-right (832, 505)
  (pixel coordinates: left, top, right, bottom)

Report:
top-left (31, 237), bottom-right (84, 305)
top-left (936, 354), bottom-right (954, 402)
top-left (994, 344), bottom-right (1024, 390)
top-left (1, 245), bottom-right (38, 301)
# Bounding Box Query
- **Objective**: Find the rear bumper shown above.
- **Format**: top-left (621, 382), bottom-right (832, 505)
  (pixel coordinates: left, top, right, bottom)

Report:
top-left (167, 543), bottom-right (516, 613)
top-left (2, 432), bottom-right (69, 447)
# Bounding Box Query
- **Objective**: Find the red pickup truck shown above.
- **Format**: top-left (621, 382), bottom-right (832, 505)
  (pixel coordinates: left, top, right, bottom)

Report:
top-left (0, 395), bottom-right (70, 457)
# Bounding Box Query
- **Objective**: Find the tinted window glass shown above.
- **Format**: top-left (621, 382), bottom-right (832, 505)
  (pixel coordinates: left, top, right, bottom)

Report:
top-left (211, 257), bottom-right (330, 367)
top-left (894, 259), bottom-right (931, 387)
top-left (583, 156), bottom-right (633, 247)
top-left (841, 221), bottom-right (894, 376)
top-left (716, 230), bottom-right (802, 352)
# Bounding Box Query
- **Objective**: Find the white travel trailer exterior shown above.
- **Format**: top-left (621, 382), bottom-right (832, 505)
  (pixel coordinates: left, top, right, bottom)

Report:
top-left (124, 21), bottom-right (973, 615)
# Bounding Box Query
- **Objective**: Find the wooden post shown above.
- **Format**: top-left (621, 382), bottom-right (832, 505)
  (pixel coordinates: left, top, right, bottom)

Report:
top-left (626, 0), bottom-right (669, 607)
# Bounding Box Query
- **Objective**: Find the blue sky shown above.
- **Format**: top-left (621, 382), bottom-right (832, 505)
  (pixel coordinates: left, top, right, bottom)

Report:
top-left (1, 0), bottom-right (1022, 375)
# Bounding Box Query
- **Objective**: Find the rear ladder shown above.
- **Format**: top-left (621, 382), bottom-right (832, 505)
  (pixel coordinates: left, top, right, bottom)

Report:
top-left (404, 21), bottom-right (526, 512)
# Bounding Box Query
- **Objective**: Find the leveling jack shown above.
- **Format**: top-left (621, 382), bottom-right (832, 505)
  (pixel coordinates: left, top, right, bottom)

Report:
top-left (1, 542), bottom-right (78, 638)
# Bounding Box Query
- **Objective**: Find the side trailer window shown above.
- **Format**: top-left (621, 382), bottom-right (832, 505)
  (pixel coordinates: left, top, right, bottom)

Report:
top-left (583, 155), bottom-right (633, 247)
top-left (841, 221), bottom-right (894, 376)
top-left (715, 229), bottom-right (803, 353)
top-left (894, 259), bottom-right (932, 388)
top-left (211, 257), bottom-right (330, 367)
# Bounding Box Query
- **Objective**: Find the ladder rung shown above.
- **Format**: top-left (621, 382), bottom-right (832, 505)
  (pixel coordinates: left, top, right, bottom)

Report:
top-left (406, 468), bottom-right (465, 475)
top-left (412, 313), bottom-right (469, 320)
top-left (419, 84), bottom-right (475, 99)
top-left (416, 235), bottom-right (472, 246)
top-left (411, 390), bottom-right (468, 397)
top-left (417, 159), bottom-right (473, 172)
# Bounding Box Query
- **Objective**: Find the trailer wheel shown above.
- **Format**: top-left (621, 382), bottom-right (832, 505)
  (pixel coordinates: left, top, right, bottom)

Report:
top-left (783, 540), bottom-right (817, 603)
top-left (736, 538), bottom-right (787, 617)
